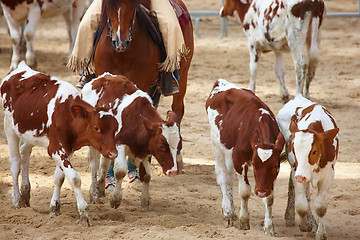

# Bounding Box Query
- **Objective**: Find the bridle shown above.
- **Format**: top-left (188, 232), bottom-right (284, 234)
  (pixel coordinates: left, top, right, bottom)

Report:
top-left (107, 7), bottom-right (137, 51)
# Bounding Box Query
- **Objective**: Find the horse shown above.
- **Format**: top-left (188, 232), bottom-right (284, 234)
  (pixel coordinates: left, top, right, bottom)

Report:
top-left (93, 0), bottom-right (194, 126)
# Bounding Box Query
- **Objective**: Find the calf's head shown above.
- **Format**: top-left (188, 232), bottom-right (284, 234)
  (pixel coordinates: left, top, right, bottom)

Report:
top-left (289, 120), bottom-right (339, 183)
top-left (71, 101), bottom-right (118, 160)
top-left (251, 130), bottom-right (285, 198)
top-left (142, 111), bottom-right (180, 176)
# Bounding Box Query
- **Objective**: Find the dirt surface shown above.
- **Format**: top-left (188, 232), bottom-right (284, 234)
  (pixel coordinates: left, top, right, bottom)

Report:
top-left (0, 0), bottom-right (360, 239)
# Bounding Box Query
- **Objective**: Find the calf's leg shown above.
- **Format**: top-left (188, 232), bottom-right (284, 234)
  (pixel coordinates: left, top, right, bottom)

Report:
top-left (214, 148), bottom-right (236, 226)
top-left (285, 171), bottom-right (296, 227)
top-left (314, 169), bottom-right (334, 240)
top-left (110, 145), bottom-right (127, 209)
top-left (19, 143), bottom-right (33, 207)
top-left (237, 169), bottom-right (251, 230)
top-left (2, 11), bottom-right (21, 70)
top-left (274, 52), bottom-right (289, 102)
top-left (23, 7), bottom-right (41, 68)
top-left (88, 146), bottom-right (101, 203)
top-left (50, 166), bottom-right (65, 218)
top-left (248, 44), bottom-right (260, 94)
top-left (53, 155), bottom-right (89, 226)
top-left (263, 192), bottom-right (275, 236)
top-left (140, 158), bottom-right (152, 211)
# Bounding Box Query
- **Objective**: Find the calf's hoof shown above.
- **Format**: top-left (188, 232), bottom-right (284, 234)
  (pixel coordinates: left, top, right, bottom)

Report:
top-left (79, 213), bottom-right (90, 227)
top-left (89, 185), bottom-right (102, 204)
top-left (316, 232), bottom-right (327, 240)
top-left (264, 223), bottom-right (276, 237)
top-left (20, 187), bottom-right (31, 207)
top-left (239, 218), bottom-right (250, 230)
top-left (141, 199), bottom-right (151, 212)
top-left (223, 212), bottom-right (237, 227)
top-left (110, 194), bottom-right (122, 209)
top-left (49, 200), bottom-right (61, 218)
top-left (299, 221), bottom-right (313, 232)
top-left (97, 179), bottom-right (106, 198)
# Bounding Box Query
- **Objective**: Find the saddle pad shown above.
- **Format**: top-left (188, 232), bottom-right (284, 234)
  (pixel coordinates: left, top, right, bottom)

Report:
top-left (169, 0), bottom-right (191, 30)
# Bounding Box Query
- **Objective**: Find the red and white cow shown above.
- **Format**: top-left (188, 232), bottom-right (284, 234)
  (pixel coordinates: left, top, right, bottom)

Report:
top-left (206, 79), bottom-right (284, 236)
top-left (220, 0), bottom-right (326, 102)
top-left (1, 0), bottom-right (87, 70)
top-left (81, 73), bottom-right (180, 210)
top-left (0, 61), bottom-right (118, 226)
top-left (277, 95), bottom-right (339, 240)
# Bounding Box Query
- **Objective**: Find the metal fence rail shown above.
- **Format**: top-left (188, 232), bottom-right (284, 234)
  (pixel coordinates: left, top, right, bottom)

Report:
top-left (88, 0), bottom-right (360, 38)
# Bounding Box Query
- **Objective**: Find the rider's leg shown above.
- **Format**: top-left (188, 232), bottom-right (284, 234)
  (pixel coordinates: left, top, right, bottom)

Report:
top-left (67, 0), bottom-right (102, 88)
top-left (151, 0), bottom-right (188, 96)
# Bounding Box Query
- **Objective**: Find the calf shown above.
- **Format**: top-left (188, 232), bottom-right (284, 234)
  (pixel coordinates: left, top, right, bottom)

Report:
top-left (81, 73), bottom-right (180, 210)
top-left (1, 0), bottom-right (86, 70)
top-left (205, 79), bottom-right (284, 236)
top-left (277, 95), bottom-right (339, 240)
top-left (220, 0), bottom-right (326, 102)
top-left (1, 62), bottom-right (118, 226)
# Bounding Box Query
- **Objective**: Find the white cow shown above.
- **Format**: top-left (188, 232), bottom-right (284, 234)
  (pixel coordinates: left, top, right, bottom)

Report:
top-left (220, 0), bottom-right (326, 102)
top-left (277, 95), bottom-right (339, 240)
top-left (1, 0), bottom-right (87, 70)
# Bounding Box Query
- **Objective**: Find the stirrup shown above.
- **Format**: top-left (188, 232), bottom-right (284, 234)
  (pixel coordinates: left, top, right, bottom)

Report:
top-left (76, 73), bottom-right (95, 89)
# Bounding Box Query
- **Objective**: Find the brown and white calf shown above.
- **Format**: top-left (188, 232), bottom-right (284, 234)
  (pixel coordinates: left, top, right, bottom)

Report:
top-left (206, 79), bottom-right (284, 236)
top-left (1, 0), bottom-right (86, 70)
top-left (277, 95), bottom-right (339, 240)
top-left (81, 73), bottom-right (180, 210)
top-left (1, 62), bottom-right (118, 226)
top-left (220, 0), bottom-right (326, 102)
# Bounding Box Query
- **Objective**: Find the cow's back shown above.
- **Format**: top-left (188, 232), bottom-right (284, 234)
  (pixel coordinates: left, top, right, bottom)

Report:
top-left (206, 79), bottom-right (271, 150)
top-left (1, 0), bottom-right (77, 19)
top-left (1, 62), bottom-right (79, 144)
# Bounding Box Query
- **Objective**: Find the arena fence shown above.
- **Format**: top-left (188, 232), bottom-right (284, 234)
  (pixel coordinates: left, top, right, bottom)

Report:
top-left (87, 0), bottom-right (360, 39)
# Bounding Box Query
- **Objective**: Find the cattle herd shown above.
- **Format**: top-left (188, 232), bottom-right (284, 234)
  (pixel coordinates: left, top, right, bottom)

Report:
top-left (0, 0), bottom-right (343, 240)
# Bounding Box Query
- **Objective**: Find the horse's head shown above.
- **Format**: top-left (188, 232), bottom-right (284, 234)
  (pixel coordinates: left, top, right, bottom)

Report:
top-left (104, 0), bottom-right (138, 52)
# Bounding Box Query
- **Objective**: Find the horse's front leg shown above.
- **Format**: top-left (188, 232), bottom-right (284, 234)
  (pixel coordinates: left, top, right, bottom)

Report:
top-left (88, 146), bottom-right (101, 203)
top-left (110, 145), bottom-right (127, 209)
top-left (139, 157), bottom-right (152, 211)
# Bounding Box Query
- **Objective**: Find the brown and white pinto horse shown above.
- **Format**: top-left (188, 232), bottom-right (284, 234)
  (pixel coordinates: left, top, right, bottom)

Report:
top-left (93, 0), bottom-right (194, 127)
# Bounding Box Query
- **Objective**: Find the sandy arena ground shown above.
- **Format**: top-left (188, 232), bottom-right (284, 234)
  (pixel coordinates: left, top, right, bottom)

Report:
top-left (0, 0), bottom-right (359, 239)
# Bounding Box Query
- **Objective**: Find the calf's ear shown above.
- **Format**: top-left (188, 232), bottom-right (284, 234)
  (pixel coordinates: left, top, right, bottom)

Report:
top-left (141, 114), bottom-right (157, 134)
top-left (71, 105), bottom-right (88, 118)
top-left (220, 0), bottom-right (236, 17)
top-left (165, 111), bottom-right (177, 126)
top-left (289, 118), bottom-right (299, 134)
top-left (250, 130), bottom-right (261, 149)
top-left (319, 128), bottom-right (339, 141)
top-left (275, 132), bottom-right (285, 150)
